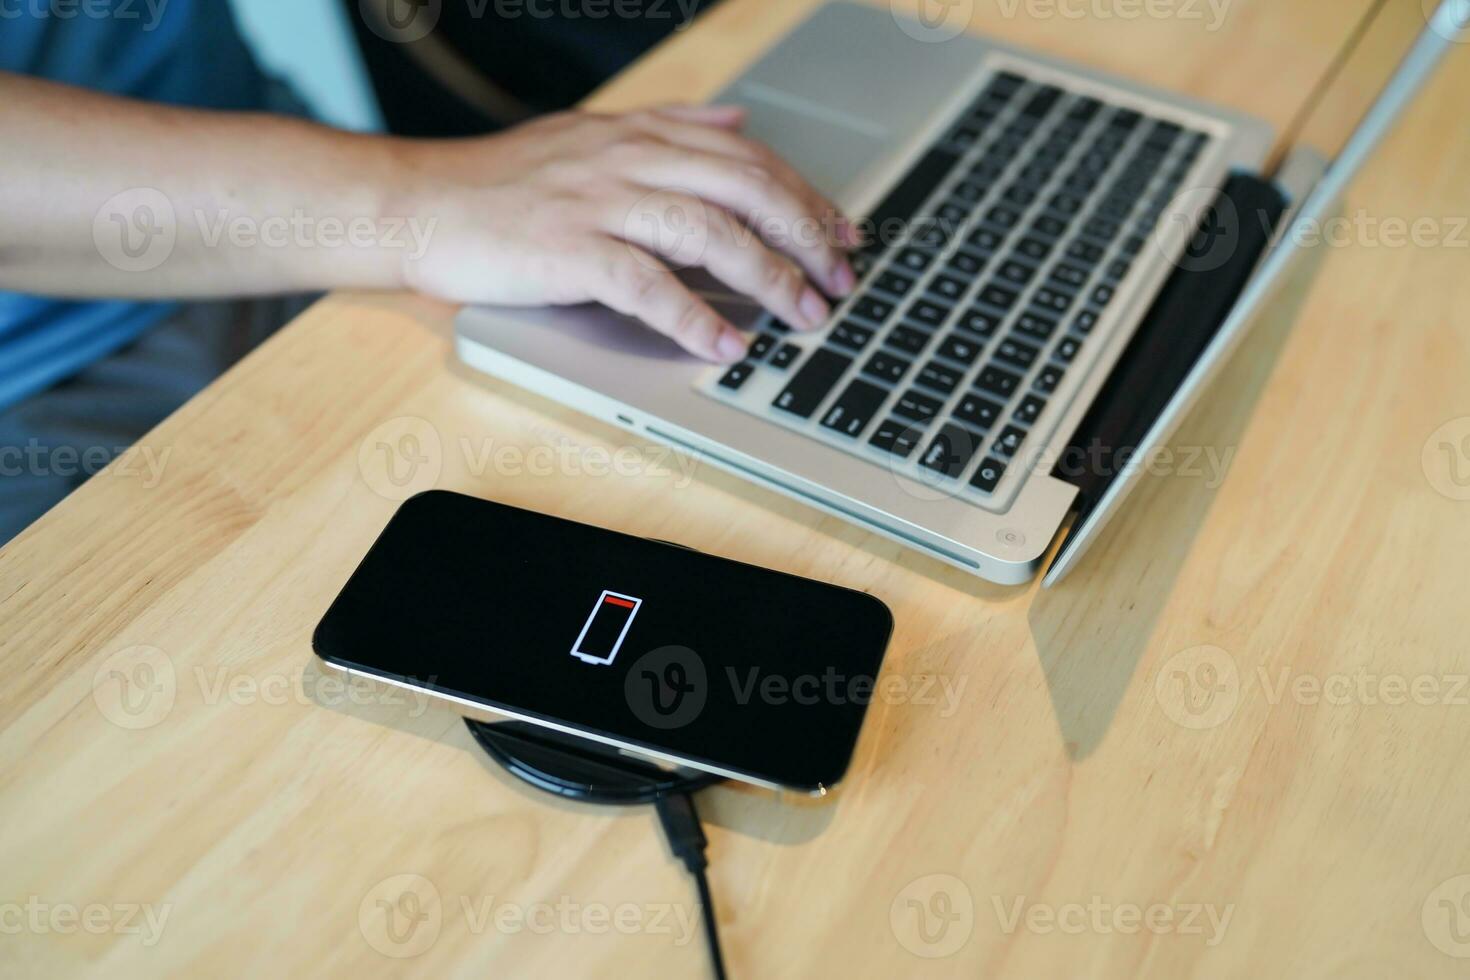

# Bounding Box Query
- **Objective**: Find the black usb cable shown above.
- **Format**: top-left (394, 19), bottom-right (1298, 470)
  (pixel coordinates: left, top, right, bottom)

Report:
top-left (655, 791), bottom-right (727, 980)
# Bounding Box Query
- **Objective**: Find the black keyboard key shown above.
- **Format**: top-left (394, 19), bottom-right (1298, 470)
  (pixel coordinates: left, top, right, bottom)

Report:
top-left (894, 388), bottom-right (943, 423)
top-left (773, 347), bottom-right (852, 418)
top-left (916, 360), bottom-right (962, 394)
top-left (969, 456), bottom-right (1008, 493)
top-left (927, 275), bottom-right (968, 303)
top-left (1003, 184), bottom-right (1037, 207)
top-left (994, 425), bottom-right (1027, 458)
top-left (1106, 258), bottom-right (1131, 281)
top-left (986, 205), bottom-right (1022, 229)
top-left (1084, 217), bottom-right (1121, 242)
top-left (1068, 96), bottom-right (1100, 121)
top-left (770, 342), bottom-right (801, 369)
top-left (869, 417), bottom-right (923, 458)
top-left (945, 249), bottom-right (986, 277)
top-left (1110, 109), bottom-right (1142, 131)
top-left (958, 307), bottom-right (1003, 338)
top-left (1066, 239), bottom-right (1105, 263)
top-left (987, 71), bottom-right (1026, 98)
top-left (920, 422), bottom-right (983, 478)
top-left (830, 320), bottom-right (875, 352)
top-left (954, 391), bottom-right (1003, 431)
top-left (1049, 192), bottom-right (1085, 216)
top-left (719, 362), bottom-right (755, 390)
top-left (978, 284), bottom-right (1020, 311)
top-left (951, 179), bottom-right (986, 204)
top-left (1071, 309), bottom-right (1100, 335)
top-left (1014, 393), bottom-right (1047, 425)
top-left (967, 227), bottom-right (1005, 253)
top-left (936, 333), bottom-right (983, 366)
top-left (995, 336), bottom-right (1040, 370)
top-left (873, 269), bottom-right (917, 297)
top-left (1034, 363), bottom-right (1065, 394)
top-left (936, 200), bottom-right (969, 225)
top-left (1015, 311), bottom-right (1057, 342)
top-left (887, 324), bottom-right (932, 356)
top-left (1031, 287), bottom-right (1074, 315)
top-left (1090, 284), bottom-right (1116, 307)
top-left (766, 317), bottom-right (794, 333)
top-left (1055, 336), bottom-right (1083, 363)
top-left (998, 260), bottom-right (1036, 286)
top-left (1031, 214), bottom-right (1069, 239)
top-left (908, 299), bottom-right (951, 329)
top-left (851, 295), bottom-right (895, 325)
top-left (821, 378), bottom-right (888, 438)
top-left (1050, 263), bottom-right (1090, 289)
top-left (894, 247), bottom-right (936, 273)
top-left (748, 333), bottom-right (779, 361)
top-left (863, 350), bottom-right (912, 384)
top-left (1022, 84), bottom-right (1062, 119)
top-left (976, 364), bottom-right (1022, 398)
top-left (1016, 237), bottom-right (1052, 261)
top-left (1120, 234), bottom-right (1146, 257)
top-left (863, 147), bottom-right (960, 253)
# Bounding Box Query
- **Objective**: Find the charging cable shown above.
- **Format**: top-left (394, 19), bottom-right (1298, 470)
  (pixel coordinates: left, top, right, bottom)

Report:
top-left (655, 791), bottom-right (727, 980)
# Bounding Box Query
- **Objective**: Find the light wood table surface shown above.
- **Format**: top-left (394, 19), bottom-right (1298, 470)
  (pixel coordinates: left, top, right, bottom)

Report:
top-left (4, 1), bottom-right (1470, 976)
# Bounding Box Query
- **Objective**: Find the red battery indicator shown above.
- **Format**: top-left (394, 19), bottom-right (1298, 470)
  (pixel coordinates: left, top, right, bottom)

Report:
top-left (570, 590), bottom-right (643, 665)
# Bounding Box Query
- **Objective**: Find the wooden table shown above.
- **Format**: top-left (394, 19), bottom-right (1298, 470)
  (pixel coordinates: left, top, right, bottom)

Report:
top-left (4, 1), bottom-right (1470, 976)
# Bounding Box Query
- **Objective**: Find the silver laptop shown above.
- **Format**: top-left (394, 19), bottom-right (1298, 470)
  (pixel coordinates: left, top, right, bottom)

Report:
top-left (457, 0), bottom-right (1462, 585)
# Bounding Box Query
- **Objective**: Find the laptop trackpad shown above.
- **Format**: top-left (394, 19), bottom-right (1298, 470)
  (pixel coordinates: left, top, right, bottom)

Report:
top-left (726, 81), bottom-right (888, 202)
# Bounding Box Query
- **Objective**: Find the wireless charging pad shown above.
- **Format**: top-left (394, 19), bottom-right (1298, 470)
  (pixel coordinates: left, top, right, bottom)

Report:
top-left (464, 719), bottom-right (722, 805)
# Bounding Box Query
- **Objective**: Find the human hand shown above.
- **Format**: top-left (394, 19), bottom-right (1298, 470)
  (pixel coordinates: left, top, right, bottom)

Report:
top-left (390, 104), bottom-right (860, 362)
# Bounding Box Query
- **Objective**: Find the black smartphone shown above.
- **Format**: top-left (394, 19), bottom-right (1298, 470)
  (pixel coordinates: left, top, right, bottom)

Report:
top-left (313, 491), bottom-right (894, 793)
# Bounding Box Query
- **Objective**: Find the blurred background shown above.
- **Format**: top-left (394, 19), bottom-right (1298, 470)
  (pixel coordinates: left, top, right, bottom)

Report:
top-left (230, 0), bottom-right (722, 135)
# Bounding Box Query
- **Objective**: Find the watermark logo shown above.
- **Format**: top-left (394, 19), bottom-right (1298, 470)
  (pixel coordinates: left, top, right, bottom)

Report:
top-left (891, 873), bottom-right (974, 957)
top-left (892, 0), bottom-right (974, 43)
top-left (360, 873), bottom-right (443, 958)
top-left (623, 188), bottom-right (711, 271)
top-left (624, 645), bottom-right (707, 729)
top-left (1155, 644), bottom-right (1239, 730)
top-left (994, 895), bottom-right (1233, 945)
top-left (0, 0), bottom-right (171, 31)
top-left (360, 0), bottom-right (442, 42)
top-left (92, 645), bottom-right (176, 730)
top-left (1423, 874), bottom-right (1470, 957)
top-left (0, 897), bottom-right (171, 946)
top-left (1426, 0), bottom-right (1470, 43)
top-left (1422, 417), bottom-right (1470, 501)
top-left (93, 188), bottom-right (176, 273)
top-left (358, 416), bottom-right (443, 500)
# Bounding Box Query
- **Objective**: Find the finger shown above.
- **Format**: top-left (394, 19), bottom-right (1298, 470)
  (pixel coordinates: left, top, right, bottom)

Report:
top-left (627, 114), bottom-right (865, 251)
top-left (653, 104), bottom-right (749, 130)
top-left (621, 150), bottom-right (856, 298)
top-left (613, 189), bottom-right (831, 332)
top-left (576, 237), bottom-right (748, 363)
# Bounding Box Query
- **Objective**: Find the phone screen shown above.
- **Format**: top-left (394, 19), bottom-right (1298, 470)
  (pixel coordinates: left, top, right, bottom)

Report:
top-left (314, 492), bottom-right (893, 791)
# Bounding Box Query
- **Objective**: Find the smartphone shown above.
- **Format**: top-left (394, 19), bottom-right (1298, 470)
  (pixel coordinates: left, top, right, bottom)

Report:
top-left (313, 491), bottom-right (894, 793)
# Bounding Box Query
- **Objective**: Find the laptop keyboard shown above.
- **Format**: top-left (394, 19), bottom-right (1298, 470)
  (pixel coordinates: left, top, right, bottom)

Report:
top-left (703, 68), bottom-right (1212, 503)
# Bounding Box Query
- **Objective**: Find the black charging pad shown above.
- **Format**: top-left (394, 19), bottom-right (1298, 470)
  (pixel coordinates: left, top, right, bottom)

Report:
top-left (465, 718), bottom-right (722, 805)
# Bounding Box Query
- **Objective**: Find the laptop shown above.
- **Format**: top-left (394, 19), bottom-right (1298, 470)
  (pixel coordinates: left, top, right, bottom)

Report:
top-left (456, 0), bottom-right (1462, 585)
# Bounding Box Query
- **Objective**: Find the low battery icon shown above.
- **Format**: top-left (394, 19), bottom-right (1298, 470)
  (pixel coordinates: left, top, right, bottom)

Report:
top-left (570, 590), bottom-right (643, 666)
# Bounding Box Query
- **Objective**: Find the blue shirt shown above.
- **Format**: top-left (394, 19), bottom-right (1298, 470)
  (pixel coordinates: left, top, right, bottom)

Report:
top-left (0, 0), bottom-right (278, 411)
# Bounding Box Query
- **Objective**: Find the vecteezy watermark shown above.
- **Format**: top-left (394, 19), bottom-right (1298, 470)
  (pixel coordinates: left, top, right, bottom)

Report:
top-left (892, 0), bottom-right (976, 44)
top-left (91, 644), bottom-right (434, 730)
top-left (1423, 874), bottom-right (1470, 958)
top-left (359, 0), bottom-right (701, 44)
top-left (992, 0), bottom-right (1231, 31)
top-left (1423, 417), bottom-right (1470, 502)
top-left (0, 440), bottom-right (171, 488)
top-left (358, 873), bottom-right (701, 958)
top-left (355, 416), bottom-right (702, 501)
top-left (891, 874), bottom-right (974, 958)
top-left (93, 190), bottom-right (437, 274)
top-left (993, 895), bottom-right (1234, 946)
top-left (622, 646), bottom-right (971, 729)
top-left (1425, 0), bottom-right (1470, 44)
top-left (0, 897), bottom-right (172, 946)
top-left (1154, 645), bottom-right (1240, 731)
top-left (0, 0), bottom-right (170, 30)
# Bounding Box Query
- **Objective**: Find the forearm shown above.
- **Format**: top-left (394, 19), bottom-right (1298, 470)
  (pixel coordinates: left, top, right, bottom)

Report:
top-left (0, 71), bottom-right (410, 298)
